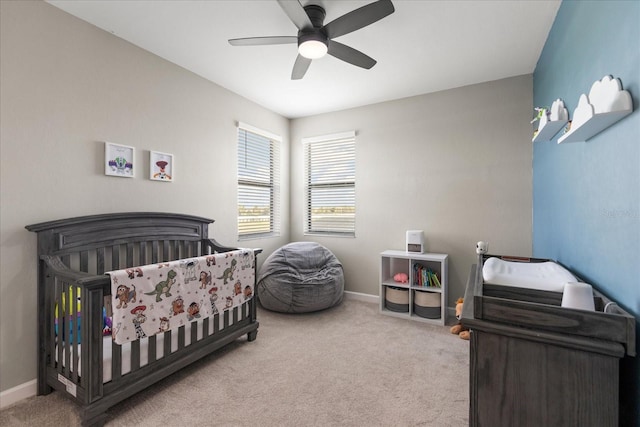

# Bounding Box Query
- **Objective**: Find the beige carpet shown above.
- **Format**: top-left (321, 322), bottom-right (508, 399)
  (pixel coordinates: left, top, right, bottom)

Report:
top-left (0, 299), bottom-right (469, 426)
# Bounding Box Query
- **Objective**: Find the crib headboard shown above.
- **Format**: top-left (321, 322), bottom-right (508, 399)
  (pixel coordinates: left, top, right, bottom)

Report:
top-left (26, 212), bottom-right (234, 274)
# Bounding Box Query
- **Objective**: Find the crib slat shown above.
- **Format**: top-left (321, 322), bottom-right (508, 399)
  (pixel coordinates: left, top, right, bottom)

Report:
top-left (126, 244), bottom-right (134, 269)
top-left (112, 342), bottom-right (122, 382)
top-left (163, 241), bottom-right (169, 262)
top-left (148, 335), bottom-right (157, 363)
top-left (187, 240), bottom-right (194, 258)
top-left (71, 285), bottom-right (79, 384)
top-left (131, 340), bottom-right (140, 371)
top-left (203, 317), bottom-right (210, 338)
top-left (112, 244), bottom-right (120, 270)
top-left (63, 281), bottom-right (72, 377)
top-left (55, 279), bottom-right (64, 375)
top-left (178, 326), bottom-right (185, 351)
top-left (213, 313), bottom-right (220, 334)
top-left (96, 247), bottom-right (105, 275)
top-left (223, 310), bottom-right (229, 329)
top-left (163, 330), bottom-right (171, 356)
top-left (139, 241), bottom-right (146, 266)
top-left (80, 251), bottom-right (89, 273)
top-left (190, 322), bottom-right (198, 343)
top-left (183, 242), bottom-right (190, 258)
top-left (183, 241), bottom-right (189, 258)
top-left (176, 241), bottom-right (184, 260)
top-left (110, 244), bottom-right (123, 384)
top-left (152, 241), bottom-right (159, 264)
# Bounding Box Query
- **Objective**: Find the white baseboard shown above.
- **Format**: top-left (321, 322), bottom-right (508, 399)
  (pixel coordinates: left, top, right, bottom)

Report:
top-left (0, 379), bottom-right (37, 409)
top-left (344, 291), bottom-right (454, 320)
top-left (344, 290), bottom-right (379, 304)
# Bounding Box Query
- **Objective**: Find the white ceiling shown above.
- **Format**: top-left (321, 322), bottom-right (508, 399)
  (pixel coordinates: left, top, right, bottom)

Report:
top-left (47, 0), bottom-right (561, 119)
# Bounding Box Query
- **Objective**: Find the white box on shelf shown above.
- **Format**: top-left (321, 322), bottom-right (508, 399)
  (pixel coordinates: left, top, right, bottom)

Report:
top-left (406, 230), bottom-right (424, 253)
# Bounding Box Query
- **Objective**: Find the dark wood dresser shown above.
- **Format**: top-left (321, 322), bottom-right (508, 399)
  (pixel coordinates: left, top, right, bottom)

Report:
top-left (461, 257), bottom-right (635, 427)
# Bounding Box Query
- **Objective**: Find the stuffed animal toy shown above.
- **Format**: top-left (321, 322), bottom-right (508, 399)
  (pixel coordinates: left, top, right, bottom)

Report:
top-left (393, 273), bottom-right (408, 283)
top-left (450, 297), bottom-right (470, 340)
top-left (476, 241), bottom-right (488, 255)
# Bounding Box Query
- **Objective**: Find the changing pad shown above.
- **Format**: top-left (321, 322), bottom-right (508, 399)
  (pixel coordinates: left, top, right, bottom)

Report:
top-left (482, 257), bottom-right (577, 292)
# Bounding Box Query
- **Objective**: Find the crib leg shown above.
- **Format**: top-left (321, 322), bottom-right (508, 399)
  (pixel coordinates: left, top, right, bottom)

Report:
top-left (37, 375), bottom-right (52, 395)
top-left (247, 330), bottom-right (258, 342)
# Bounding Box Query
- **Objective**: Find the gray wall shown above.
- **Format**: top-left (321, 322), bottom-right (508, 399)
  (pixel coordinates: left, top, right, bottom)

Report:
top-left (290, 75), bottom-right (534, 302)
top-left (0, 1), bottom-right (290, 392)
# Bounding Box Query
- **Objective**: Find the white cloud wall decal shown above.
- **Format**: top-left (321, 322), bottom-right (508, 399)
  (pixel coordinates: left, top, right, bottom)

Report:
top-left (549, 98), bottom-right (569, 122)
top-left (589, 75), bottom-right (632, 114)
top-left (558, 75), bottom-right (633, 144)
top-left (532, 98), bottom-right (569, 143)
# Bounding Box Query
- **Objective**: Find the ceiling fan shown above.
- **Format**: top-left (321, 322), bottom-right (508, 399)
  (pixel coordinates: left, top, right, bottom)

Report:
top-left (228, 0), bottom-right (395, 80)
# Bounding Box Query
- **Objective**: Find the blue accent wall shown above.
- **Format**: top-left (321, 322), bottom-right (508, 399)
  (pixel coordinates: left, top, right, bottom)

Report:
top-left (533, 1), bottom-right (639, 424)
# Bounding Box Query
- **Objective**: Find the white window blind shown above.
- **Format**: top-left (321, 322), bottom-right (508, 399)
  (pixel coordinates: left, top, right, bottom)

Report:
top-left (303, 131), bottom-right (356, 236)
top-left (237, 123), bottom-right (280, 239)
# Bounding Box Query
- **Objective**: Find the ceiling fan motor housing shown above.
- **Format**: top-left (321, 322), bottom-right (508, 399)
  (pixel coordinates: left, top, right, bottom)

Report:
top-left (303, 4), bottom-right (326, 28)
top-left (298, 4), bottom-right (328, 48)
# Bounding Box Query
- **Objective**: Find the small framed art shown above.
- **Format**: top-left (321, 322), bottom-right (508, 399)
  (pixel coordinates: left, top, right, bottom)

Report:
top-left (150, 151), bottom-right (174, 182)
top-left (105, 142), bottom-right (134, 177)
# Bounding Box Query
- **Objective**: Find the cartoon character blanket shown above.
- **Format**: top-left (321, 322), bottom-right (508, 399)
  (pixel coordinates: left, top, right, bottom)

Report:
top-left (107, 249), bottom-right (254, 345)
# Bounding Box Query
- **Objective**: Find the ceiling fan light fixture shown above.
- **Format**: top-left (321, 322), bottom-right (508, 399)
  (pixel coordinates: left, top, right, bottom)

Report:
top-left (299, 40), bottom-right (327, 59)
top-left (298, 33), bottom-right (328, 59)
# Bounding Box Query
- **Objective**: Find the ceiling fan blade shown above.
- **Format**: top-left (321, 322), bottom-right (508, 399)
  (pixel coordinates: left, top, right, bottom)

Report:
top-left (323, 0), bottom-right (395, 39)
top-left (291, 54), bottom-right (312, 80)
top-left (327, 40), bottom-right (376, 69)
top-left (277, 0), bottom-right (313, 30)
top-left (229, 36), bottom-right (298, 46)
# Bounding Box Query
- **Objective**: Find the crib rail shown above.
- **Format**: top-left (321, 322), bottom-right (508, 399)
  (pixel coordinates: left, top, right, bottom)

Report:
top-left (40, 246), bottom-right (259, 406)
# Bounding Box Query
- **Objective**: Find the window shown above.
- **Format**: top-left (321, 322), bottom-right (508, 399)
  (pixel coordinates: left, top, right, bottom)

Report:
top-left (303, 131), bottom-right (356, 236)
top-left (237, 123), bottom-right (280, 239)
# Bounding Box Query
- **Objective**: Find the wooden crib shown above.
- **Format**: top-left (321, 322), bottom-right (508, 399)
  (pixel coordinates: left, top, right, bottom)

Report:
top-left (26, 212), bottom-right (261, 426)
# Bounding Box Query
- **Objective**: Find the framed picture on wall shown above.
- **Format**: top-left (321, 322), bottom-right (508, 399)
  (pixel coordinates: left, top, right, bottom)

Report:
top-left (105, 142), bottom-right (134, 177)
top-left (150, 151), bottom-right (174, 182)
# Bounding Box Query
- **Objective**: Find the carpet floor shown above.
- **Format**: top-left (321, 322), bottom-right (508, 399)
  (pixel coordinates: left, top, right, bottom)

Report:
top-left (0, 298), bottom-right (469, 426)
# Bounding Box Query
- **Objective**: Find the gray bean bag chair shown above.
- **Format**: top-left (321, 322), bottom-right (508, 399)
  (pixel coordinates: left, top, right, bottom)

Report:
top-left (257, 242), bottom-right (344, 313)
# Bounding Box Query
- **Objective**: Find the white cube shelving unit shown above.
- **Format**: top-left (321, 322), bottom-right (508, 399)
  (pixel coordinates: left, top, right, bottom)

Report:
top-left (380, 250), bottom-right (448, 326)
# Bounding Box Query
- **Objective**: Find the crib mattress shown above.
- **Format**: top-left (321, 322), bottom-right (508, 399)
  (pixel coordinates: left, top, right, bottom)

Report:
top-left (482, 257), bottom-right (577, 292)
top-left (60, 315), bottom-right (225, 383)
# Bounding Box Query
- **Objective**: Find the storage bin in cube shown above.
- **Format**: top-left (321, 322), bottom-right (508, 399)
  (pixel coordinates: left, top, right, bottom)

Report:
top-left (385, 287), bottom-right (409, 312)
top-left (413, 289), bottom-right (440, 319)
